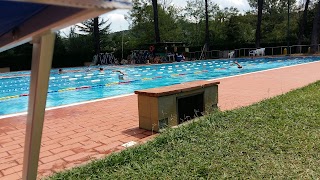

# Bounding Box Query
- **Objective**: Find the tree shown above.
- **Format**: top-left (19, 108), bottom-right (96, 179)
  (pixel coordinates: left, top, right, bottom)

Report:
top-left (311, 1), bottom-right (320, 53)
top-left (109, 30), bottom-right (132, 59)
top-left (248, 0), bottom-right (297, 15)
top-left (297, 0), bottom-right (310, 52)
top-left (76, 17), bottom-right (111, 53)
top-left (297, 0), bottom-right (310, 45)
top-left (65, 27), bottom-right (92, 55)
top-left (256, 0), bottom-right (264, 48)
top-left (152, 0), bottom-right (161, 43)
top-left (248, 0), bottom-right (297, 45)
top-left (126, 0), bottom-right (184, 48)
top-left (225, 16), bottom-right (242, 44)
top-left (183, 0), bottom-right (219, 46)
top-left (93, 17), bottom-right (100, 55)
top-left (184, 0), bottom-right (206, 46)
top-left (126, 0), bottom-right (155, 47)
top-left (54, 31), bottom-right (66, 56)
top-left (210, 7), bottom-right (247, 49)
top-left (205, 0), bottom-right (209, 50)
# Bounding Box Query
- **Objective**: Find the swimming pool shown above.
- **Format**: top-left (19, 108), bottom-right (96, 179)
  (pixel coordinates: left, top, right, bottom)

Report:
top-left (0, 56), bottom-right (319, 115)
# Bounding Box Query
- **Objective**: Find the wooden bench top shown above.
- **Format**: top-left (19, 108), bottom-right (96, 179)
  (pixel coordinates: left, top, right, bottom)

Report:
top-left (134, 80), bottom-right (220, 97)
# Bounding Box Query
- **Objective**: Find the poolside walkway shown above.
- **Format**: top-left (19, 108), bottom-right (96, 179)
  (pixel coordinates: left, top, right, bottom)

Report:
top-left (1, 61), bottom-right (320, 179)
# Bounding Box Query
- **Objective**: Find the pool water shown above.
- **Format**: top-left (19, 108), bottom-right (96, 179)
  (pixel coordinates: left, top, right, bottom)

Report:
top-left (0, 56), bottom-right (319, 115)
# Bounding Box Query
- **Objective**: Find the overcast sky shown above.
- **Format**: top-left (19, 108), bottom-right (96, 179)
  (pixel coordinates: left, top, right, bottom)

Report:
top-left (61, 0), bottom-right (251, 34)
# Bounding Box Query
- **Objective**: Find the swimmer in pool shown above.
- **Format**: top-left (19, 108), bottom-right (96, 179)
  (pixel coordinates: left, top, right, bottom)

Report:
top-left (112, 70), bottom-right (125, 80)
top-left (234, 61), bottom-right (242, 68)
top-left (58, 69), bottom-right (82, 73)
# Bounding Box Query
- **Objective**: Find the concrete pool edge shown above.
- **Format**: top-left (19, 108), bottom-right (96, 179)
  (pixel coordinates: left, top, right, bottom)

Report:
top-left (1, 59), bottom-right (320, 119)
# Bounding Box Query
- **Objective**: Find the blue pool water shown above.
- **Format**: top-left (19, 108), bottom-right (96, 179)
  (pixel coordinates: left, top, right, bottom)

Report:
top-left (0, 56), bottom-right (319, 115)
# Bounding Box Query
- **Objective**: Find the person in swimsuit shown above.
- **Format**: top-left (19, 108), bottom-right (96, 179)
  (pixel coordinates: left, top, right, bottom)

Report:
top-left (234, 61), bottom-right (242, 68)
top-left (112, 70), bottom-right (125, 80)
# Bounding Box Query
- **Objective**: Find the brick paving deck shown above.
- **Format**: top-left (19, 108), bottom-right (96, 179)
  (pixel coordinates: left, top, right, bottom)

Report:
top-left (0, 61), bottom-right (320, 179)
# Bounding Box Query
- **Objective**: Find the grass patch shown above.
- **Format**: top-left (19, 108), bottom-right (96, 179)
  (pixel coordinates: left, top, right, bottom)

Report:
top-left (48, 81), bottom-right (320, 179)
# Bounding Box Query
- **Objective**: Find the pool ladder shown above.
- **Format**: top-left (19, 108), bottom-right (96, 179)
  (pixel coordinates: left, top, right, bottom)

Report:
top-left (199, 44), bottom-right (206, 60)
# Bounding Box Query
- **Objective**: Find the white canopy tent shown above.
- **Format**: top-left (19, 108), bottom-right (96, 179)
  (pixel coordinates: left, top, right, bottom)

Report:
top-left (0, 0), bottom-right (131, 179)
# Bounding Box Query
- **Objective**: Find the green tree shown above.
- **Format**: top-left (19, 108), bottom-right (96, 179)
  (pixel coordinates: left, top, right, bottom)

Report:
top-left (248, 0), bottom-right (297, 44)
top-left (109, 30), bottom-right (133, 59)
top-left (205, 0), bottom-right (209, 50)
top-left (76, 17), bottom-right (111, 53)
top-left (248, 0), bottom-right (296, 15)
top-left (126, 0), bottom-right (158, 47)
top-left (54, 31), bottom-right (66, 56)
top-left (297, 0), bottom-right (311, 52)
top-left (67, 27), bottom-right (92, 54)
top-left (183, 0), bottom-right (219, 47)
top-left (126, 0), bottom-right (184, 48)
top-left (152, 0), bottom-right (160, 43)
top-left (311, 1), bottom-right (320, 53)
top-left (256, 0), bottom-right (264, 48)
top-left (93, 17), bottom-right (100, 55)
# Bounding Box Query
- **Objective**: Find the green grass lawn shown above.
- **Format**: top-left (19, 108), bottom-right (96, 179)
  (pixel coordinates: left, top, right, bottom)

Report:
top-left (48, 81), bottom-right (320, 179)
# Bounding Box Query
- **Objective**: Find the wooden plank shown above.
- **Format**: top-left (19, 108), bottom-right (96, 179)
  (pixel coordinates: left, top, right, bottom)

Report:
top-left (22, 32), bottom-right (55, 180)
top-left (11, 0), bottom-right (132, 9)
top-left (0, 7), bottom-right (108, 52)
top-left (134, 81), bottom-right (220, 97)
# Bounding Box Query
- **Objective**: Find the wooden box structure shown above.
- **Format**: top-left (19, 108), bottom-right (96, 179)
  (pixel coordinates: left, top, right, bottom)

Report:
top-left (0, 67), bottom-right (10, 73)
top-left (134, 80), bottom-right (219, 132)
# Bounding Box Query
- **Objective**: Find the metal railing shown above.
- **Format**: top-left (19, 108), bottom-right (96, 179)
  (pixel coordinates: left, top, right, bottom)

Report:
top-left (187, 50), bottom-right (220, 60)
top-left (199, 44), bottom-right (206, 60)
top-left (186, 44), bottom-right (320, 60)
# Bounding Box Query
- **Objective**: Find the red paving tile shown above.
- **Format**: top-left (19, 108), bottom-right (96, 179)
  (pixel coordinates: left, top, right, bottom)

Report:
top-left (217, 61), bottom-right (320, 110)
top-left (0, 61), bottom-right (320, 179)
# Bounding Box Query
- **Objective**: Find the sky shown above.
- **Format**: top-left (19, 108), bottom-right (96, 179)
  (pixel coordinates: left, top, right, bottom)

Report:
top-left (61, 0), bottom-right (251, 34)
